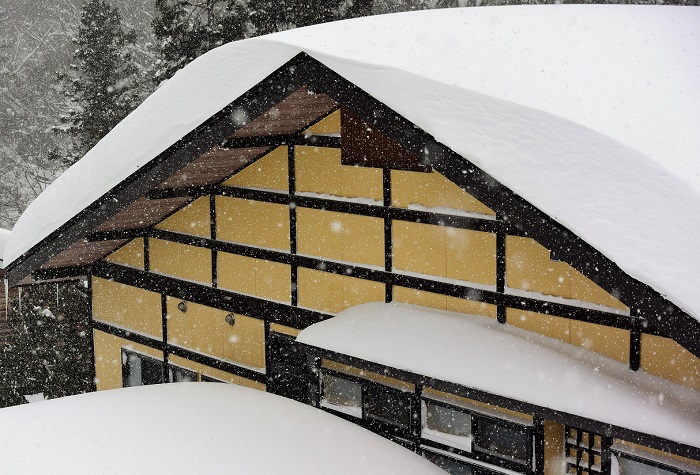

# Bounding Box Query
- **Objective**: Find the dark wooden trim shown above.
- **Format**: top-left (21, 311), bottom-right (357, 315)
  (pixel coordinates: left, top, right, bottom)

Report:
top-left (288, 144), bottom-right (298, 307)
top-left (610, 447), bottom-right (698, 475)
top-left (161, 293), bottom-right (169, 383)
top-left (87, 272), bottom-right (97, 393)
top-left (143, 236), bottom-right (150, 272)
top-left (92, 261), bottom-right (330, 329)
top-left (209, 194), bottom-right (218, 289)
top-left (87, 228), bottom-right (148, 242)
top-left (301, 343), bottom-right (700, 461)
top-left (533, 417), bottom-right (545, 474)
top-left (496, 219), bottom-right (507, 324)
top-left (166, 343), bottom-right (266, 384)
top-left (383, 168), bottom-right (393, 303)
top-left (220, 133), bottom-right (341, 150)
top-left (629, 325), bottom-right (641, 371)
top-left (91, 318), bottom-right (165, 350)
top-left (32, 265), bottom-right (91, 281)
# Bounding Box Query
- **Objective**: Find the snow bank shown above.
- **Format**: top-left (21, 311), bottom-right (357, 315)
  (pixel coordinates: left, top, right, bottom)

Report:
top-left (5, 6), bottom-right (700, 322)
top-left (297, 302), bottom-right (700, 449)
top-left (0, 383), bottom-right (444, 474)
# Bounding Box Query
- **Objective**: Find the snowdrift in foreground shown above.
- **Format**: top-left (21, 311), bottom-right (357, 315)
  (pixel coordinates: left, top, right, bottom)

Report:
top-left (297, 302), bottom-right (700, 449)
top-left (0, 383), bottom-right (444, 474)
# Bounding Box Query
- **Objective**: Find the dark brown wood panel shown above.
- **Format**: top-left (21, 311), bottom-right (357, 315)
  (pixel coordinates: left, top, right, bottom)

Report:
top-left (93, 197), bottom-right (192, 232)
top-left (341, 109), bottom-right (425, 171)
top-left (155, 146), bottom-right (272, 189)
top-left (230, 86), bottom-right (337, 138)
top-left (40, 239), bottom-right (127, 269)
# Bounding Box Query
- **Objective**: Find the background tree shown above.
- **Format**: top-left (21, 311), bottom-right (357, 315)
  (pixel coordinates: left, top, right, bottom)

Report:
top-left (0, 281), bottom-right (92, 407)
top-left (152, 0), bottom-right (249, 84)
top-left (55, 0), bottom-right (141, 163)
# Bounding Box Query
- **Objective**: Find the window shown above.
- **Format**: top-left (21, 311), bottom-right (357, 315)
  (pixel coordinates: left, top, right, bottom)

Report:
top-left (321, 373), bottom-right (362, 417)
top-left (618, 457), bottom-right (677, 475)
top-left (566, 426), bottom-right (607, 475)
top-left (122, 349), bottom-right (164, 387)
top-left (422, 400), bottom-right (472, 450)
top-left (201, 375), bottom-right (226, 383)
top-left (169, 365), bottom-right (197, 383)
top-left (474, 417), bottom-right (530, 462)
top-left (364, 383), bottom-right (412, 429)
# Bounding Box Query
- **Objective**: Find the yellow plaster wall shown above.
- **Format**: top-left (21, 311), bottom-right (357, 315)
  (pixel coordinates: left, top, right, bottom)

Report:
top-left (391, 169), bottom-right (495, 216)
top-left (104, 238), bottom-right (144, 269)
top-left (223, 146), bottom-right (289, 191)
top-left (640, 334), bottom-right (700, 391)
top-left (393, 221), bottom-right (496, 285)
top-left (92, 277), bottom-right (162, 338)
top-left (297, 268), bottom-right (384, 313)
top-left (216, 196), bottom-right (290, 251)
top-left (507, 308), bottom-right (630, 364)
top-left (297, 208), bottom-right (384, 267)
top-left (93, 330), bottom-right (162, 391)
top-left (217, 252), bottom-right (291, 303)
top-left (295, 146), bottom-right (382, 201)
top-left (149, 238), bottom-right (212, 284)
top-left (393, 286), bottom-right (496, 318)
top-left (544, 421), bottom-right (566, 475)
top-left (270, 324), bottom-right (301, 337)
top-left (304, 110), bottom-right (340, 135)
top-left (154, 196), bottom-right (210, 238)
top-left (506, 236), bottom-right (628, 312)
top-left (323, 359), bottom-right (414, 391)
top-left (166, 297), bottom-right (265, 369)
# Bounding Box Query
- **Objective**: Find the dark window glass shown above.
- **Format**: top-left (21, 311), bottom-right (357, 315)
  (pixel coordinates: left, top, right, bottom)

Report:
top-left (323, 374), bottom-right (362, 408)
top-left (201, 375), bottom-right (225, 383)
top-left (474, 418), bottom-right (529, 462)
top-left (425, 401), bottom-right (472, 438)
top-left (123, 350), bottom-right (163, 387)
top-left (618, 456), bottom-right (678, 475)
top-left (364, 385), bottom-right (412, 428)
top-left (169, 365), bottom-right (197, 383)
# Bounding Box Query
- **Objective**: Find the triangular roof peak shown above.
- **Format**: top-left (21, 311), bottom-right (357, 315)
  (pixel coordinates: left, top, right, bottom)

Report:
top-left (4, 7), bottom-right (700, 355)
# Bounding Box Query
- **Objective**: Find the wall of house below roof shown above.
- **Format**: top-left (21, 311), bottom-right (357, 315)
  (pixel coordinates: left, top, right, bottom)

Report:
top-left (149, 239), bottom-right (212, 284)
top-left (223, 146), bottom-right (289, 191)
top-left (167, 354), bottom-right (265, 390)
top-left (544, 420), bottom-right (566, 475)
top-left (104, 238), bottom-right (145, 269)
top-left (640, 333), bottom-right (700, 392)
top-left (166, 297), bottom-right (265, 370)
top-left (93, 277), bottom-right (162, 339)
top-left (154, 197), bottom-right (211, 238)
top-left (93, 330), bottom-right (163, 391)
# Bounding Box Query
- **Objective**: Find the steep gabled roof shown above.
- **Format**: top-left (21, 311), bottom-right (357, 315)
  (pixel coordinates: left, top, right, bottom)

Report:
top-left (3, 6), bottom-right (700, 354)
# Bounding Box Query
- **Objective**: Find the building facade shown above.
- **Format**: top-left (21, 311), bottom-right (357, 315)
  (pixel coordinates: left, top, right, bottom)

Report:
top-left (3, 27), bottom-right (700, 475)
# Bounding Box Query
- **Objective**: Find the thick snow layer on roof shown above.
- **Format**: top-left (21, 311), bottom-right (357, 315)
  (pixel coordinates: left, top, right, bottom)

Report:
top-left (297, 302), bottom-right (700, 448)
top-left (0, 383), bottom-right (444, 474)
top-left (5, 6), bottom-right (700, 321)
top-left (0, 228), bottom-right (10, 268)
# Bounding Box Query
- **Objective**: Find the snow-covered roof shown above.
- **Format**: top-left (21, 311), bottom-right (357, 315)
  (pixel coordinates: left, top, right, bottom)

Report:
top-left (0, 228), bottom-right (10, 268)
top-left (5, 6), bottom-right (700, 321)
top-left (296, 302), bottom-right (700, 449)
top-left (0, 383), bottom-right (444, 474)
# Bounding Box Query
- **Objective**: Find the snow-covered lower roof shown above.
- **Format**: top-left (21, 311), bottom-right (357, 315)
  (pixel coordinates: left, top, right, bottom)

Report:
top-left (0, 383), bottom-right (444, 474)
top-left (296, 302), bottom-right (700, 449)
top-left (0, 228), bottom-right (10, 268)
top-left (5, 6), bottom-right (700, 320)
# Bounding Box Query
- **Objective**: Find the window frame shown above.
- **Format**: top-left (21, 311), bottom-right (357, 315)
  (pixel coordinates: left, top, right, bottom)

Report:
top-left (121, 348), bottom-right (164, 387)
top-left (420, 395), bottom-right (534, 473)
top-left (612, 448), bottom-right (699, 475)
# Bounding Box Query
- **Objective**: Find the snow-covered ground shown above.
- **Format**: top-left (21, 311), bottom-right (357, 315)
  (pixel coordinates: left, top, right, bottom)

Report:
top-left (4, 6), bottom-right (700, 324)
top-left (0, 382), bottom-right (445, 474)
top-left (297, 302), bottom-right (700, 449)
